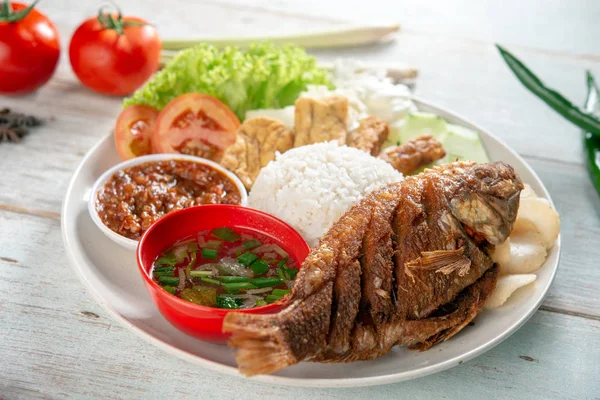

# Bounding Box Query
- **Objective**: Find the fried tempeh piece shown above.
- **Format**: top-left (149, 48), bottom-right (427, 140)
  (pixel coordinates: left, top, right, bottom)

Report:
top-left (346, 116), bottom-right (389, 156)
top-left (293, 96), bottom-right (348, 147)
top-left (379, 134), bottom-right (446, 175)
top-left (220, 117), bottom-right (294, 190)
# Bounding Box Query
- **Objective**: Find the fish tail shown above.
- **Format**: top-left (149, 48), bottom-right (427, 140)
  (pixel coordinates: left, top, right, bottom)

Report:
top-left (223, 281), bottom-right (334, 376)
top-left (223, 312), bottom-right (297, 376)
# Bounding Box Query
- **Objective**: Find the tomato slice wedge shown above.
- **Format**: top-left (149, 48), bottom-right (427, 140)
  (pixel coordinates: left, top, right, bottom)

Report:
top-left (153, 93), bottom-right (240, 161)
top-left (114, 105), bottom-right (159, 160)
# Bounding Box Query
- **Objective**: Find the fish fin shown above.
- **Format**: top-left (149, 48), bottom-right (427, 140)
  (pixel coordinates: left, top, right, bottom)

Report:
top-left (409, 265), bottom-right (498, 351)
top-left (405, 247), bottom-right (472, 277)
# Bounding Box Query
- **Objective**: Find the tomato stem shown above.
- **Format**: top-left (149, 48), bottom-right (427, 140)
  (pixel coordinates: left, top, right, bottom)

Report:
top-left (97, 4), bottom-right (146, 35)
top-left (0, 0), bottom-right (39, 22)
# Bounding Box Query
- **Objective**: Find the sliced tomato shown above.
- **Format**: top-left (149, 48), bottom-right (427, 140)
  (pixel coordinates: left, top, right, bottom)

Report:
top-left (153, 93), bottom-right (240, 161)
top-left (114, 105), bottom-right (159, 160)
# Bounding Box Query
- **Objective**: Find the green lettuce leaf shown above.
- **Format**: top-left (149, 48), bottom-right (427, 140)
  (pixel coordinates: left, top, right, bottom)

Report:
top-left (123, 42), bottom-right (333, 120)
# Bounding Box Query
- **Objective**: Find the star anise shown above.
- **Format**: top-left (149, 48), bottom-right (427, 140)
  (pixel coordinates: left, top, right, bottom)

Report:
top-left (0, 108), bottom-right (43, 143)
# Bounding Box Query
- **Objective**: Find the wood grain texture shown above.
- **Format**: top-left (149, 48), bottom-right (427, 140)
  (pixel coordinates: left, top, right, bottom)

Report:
top-left (1, 210), bottom-right (599, 400)
top-left (1, 0), bottom-right (599, 398)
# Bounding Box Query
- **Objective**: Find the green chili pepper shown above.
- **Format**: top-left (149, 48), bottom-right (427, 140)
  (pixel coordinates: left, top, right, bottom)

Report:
top-left (584, 71), bottom-right (600, 196)
top-left (497, 45), bottom-right (600, 138)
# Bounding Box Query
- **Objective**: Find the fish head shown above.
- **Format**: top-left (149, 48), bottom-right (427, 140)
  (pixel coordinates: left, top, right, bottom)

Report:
top-left (447, 161), bottom-right (523, 245)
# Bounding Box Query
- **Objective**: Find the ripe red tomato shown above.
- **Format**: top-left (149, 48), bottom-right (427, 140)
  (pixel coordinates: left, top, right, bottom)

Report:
top-left (0, 2), bottom-right (60, 95)
top-left (153, 93), bottom-right (240, 161)
top-left (114, 104), bottom-right (159, 160)
top-left (69, 9), bottom-right (161, 96)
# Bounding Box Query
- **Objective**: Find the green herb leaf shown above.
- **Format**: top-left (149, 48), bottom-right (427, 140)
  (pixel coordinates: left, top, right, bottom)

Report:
top-left (155, 252), bottom-right (178, 267)
top-left (237, 252), bottom-right (258, 266)
top-left (250, 260), bottom-right (269, 275)
top-left (211, 228), bottom-right (240, 242)
top-left (216, 296), bottom-right (242, 309)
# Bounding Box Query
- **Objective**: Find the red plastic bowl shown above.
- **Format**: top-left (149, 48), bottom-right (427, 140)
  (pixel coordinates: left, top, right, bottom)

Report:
top-left (136, 204), bottom-right (310, 344)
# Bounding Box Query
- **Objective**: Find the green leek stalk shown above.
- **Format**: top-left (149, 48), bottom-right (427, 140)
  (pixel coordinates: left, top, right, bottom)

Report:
top-left (161, 24), bottom-right (400, 51)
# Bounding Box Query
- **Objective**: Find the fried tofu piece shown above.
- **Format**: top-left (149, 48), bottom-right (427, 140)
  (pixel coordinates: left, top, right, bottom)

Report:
top-left (347, 116), bottom-right (389, 156)
top-left (293, 96), bottom-right (348, 147)
top-left (379, 134), bottom-right (446, 175)
top-left (220, 117), bottom-right (294, 190)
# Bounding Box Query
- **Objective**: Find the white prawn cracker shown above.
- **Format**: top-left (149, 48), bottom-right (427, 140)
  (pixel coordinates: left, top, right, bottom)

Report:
top-left (498, 231), bottom-right (547, 275)
top-left (485, 274), bottom-right (537, 309)
top-left (488, 183), bottom-right (559, 306)
top-left (515, 196), bottom-right (560, 249)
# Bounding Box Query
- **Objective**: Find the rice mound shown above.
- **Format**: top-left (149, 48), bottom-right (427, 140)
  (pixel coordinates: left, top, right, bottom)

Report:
top-left (248, 141), bottom-right (404, 247)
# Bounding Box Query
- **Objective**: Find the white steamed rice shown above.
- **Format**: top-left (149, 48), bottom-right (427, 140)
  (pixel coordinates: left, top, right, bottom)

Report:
top-left (248, 141), bottom-right (404, 247)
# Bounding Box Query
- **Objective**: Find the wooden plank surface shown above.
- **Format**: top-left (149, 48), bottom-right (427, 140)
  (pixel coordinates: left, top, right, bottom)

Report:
top-left (1, 0), bottom-right (599, 398)
top-left (1, 210), bottom-right (599, 400)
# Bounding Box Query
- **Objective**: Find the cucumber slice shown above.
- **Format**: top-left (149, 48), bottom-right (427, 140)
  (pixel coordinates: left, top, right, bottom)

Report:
top-left (439, 124), bottom-right (490, 164)
top-left (396, 112), bottom-right (448, 144)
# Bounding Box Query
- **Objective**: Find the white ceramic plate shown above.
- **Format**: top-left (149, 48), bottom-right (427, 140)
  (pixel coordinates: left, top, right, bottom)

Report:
top-left (61, 98), bottom-right (560, 388)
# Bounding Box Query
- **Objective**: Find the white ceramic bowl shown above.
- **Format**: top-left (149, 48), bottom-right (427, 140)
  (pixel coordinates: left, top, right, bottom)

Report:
top-left (88, 153), bottom-right (248, 251)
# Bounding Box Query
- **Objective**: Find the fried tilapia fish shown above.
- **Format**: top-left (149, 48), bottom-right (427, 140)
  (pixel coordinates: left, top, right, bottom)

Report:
top-left (223, 161), bottom-right (523, 376)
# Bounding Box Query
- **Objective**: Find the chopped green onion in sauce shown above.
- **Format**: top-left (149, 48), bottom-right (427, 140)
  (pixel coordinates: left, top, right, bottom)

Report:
top-left (237, 252), bottom-right (258, 266)
top-left (202, 248), bottom-right (218, 259)
top-left (151, 227), bottom-right (299, 309)
top-left (158, 276), bottom-right (179, 286)
top-left (242, 239), bottom-right (261, 249)
top-left (211, 227), bottom-right (240, 242)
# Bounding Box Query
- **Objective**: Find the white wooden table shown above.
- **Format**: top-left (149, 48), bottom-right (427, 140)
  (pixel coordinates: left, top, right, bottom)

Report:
top-left (1, 1), bottom-right (600, 398)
